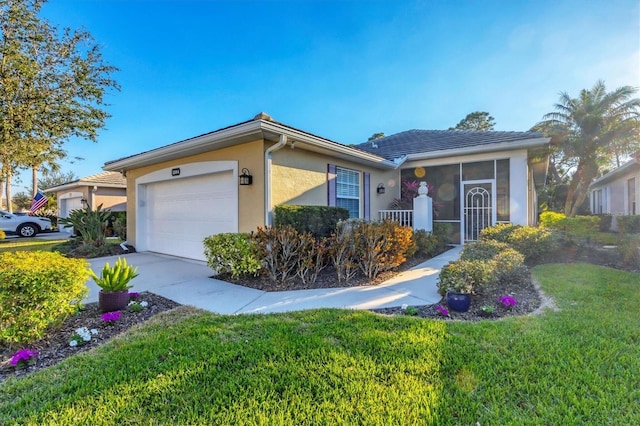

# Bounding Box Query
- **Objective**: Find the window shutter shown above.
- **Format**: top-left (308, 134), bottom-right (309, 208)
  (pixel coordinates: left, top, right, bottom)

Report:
top-left (363, 172), bottom-right (370, 220)
top-left (327, 164), bottom-right (337, 206)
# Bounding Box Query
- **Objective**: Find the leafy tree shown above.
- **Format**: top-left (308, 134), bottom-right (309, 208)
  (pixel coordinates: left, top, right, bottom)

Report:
top-left (535, 80), bottom-right (640, 216)
top-left (449, 111), bottom-right (496, 131)
top-left (0, 0), bottom-right (119, 212)
top-left (38, 169), bottom-right (78, 216)
top-left (11, 192), bottom-right (31, 211)
top-left (368, 132), bottom-right (385, 141)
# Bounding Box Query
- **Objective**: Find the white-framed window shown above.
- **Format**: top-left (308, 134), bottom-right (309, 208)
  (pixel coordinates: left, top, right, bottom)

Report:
top-left (336, 167), bottom-right (360, 218)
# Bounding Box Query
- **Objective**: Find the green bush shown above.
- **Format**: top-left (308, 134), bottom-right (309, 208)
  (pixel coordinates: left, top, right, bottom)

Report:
top-left (413, 229), bottom-right (446, 257)
top-left (203, 233), bottom-right (262, 279)
top-left (618, 234), bottom-right (640, 267)
top-left (112, 212), bottom-right (127, 240)
top-left (437, 259), bottom-right (492, 295)
top-left (618, 215), bottom-right (640, 234)
top-left (460, 240), bottom-right (512, 261)
top-left (274, 205), bottom-right (349, 239)
top-left (539, 211), bottom-right (566, 228)
top-left (58, 204), bottom-right (111, 247)
top-left (481, 224), bottom-right (557, 264)
top-left (491, 248), bottom-right (528, 286)
top-left (433, 222), bottom-right (455, 244)
top-left (595, 214), bottom-right (613, 232)
top-left (479, 223), bottom-right (519, 243)
top-left (0, 252), bottom-right (89, 346)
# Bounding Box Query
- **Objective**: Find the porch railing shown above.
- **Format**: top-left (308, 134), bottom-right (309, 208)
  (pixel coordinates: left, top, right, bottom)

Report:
top-left (379, 210), bottom-right (413, 227)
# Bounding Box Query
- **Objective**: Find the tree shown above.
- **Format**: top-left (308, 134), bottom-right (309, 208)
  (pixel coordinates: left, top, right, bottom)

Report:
top-left (11, 192), bottom-right (31, 211)
top-left (449, 111), bottom-right (495, 131)
top-left (0, 0), bottom-right (119, 212)
top-left (368, 132), bottom-right (385, 141)
top-left (535, 80), bottom-right (640, 216)
top-left (37, 169), bottom-right (77, 216)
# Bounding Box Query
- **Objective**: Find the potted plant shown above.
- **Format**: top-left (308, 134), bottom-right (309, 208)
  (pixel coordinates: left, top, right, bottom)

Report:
top-left (437, 259), bottom-right (489, 312)
top-left (89, 257), bottom-right (139, 312)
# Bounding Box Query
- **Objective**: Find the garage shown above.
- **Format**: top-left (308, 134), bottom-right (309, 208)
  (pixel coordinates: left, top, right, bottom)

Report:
top-left (138, 166), bottom-right (238, 261)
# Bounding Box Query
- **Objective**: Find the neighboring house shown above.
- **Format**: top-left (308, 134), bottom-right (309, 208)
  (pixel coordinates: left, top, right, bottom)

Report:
top-left (103, 113), bottom-right (550, 261)
top-left (43, 171), bottom-right (127, 233)
top-left (589, 155), bottom-right (639, 231)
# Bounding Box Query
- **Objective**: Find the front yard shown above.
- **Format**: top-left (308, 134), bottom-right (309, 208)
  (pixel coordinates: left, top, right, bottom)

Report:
top-left (1, 263), bottom-right (638, 424)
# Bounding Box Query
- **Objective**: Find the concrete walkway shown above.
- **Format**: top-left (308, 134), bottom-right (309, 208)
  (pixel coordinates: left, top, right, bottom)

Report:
top-left (85, 246), bottom-right (462, 315)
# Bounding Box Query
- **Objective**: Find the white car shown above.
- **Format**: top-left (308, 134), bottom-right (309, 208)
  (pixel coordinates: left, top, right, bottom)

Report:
top-left (0, 210), bottom-right (52, 237)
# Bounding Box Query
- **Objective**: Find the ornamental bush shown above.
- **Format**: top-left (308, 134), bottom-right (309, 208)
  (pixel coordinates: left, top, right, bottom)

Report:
top-left (618, 215), bottom-right (640, 234)
top-left (539, 211), bottom-right (566, 228)
top-left (0, 252), bottom-right (89, 345)
top-left (352, 220), bottom-right (415, 279)
top-left (460, 240), bottom-right (512, 261)
top-left (413, 229), bottom-right (446, 257)
top-left (480, 224), bottom-right (557, 264)
top-left (479, 223), bottom-right (519, 243)
top-left (491, 248), bottom-right (528, 287)
top-left (274, 205), bottom-right (349, 239)
top-left (253, 225), bottom-right (305, 286)
top-left (437, 259), bottom-right (492, 295)
top-left (203, 233), bottom-right (262, 279)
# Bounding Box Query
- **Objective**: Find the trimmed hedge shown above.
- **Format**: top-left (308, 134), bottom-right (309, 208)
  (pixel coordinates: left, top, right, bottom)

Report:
top-left (0, 252), bottom-right (89, 345)
top-left (274, 205), bottom-right (349, 239)
top-left (480, 223), bottom-right (557, 264)
top-left (203, 233), bottom-right (262, 279)
top-left (618, 215), bottom-right (640, 234)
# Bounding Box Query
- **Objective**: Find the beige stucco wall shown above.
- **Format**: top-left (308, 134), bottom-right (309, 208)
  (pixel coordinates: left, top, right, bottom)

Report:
top-left (271, 147), bottom-right (399, 218)
top-left (124, 139), bottom-right (265, 247)
top-left (93, 187), bottom-right (127, 211)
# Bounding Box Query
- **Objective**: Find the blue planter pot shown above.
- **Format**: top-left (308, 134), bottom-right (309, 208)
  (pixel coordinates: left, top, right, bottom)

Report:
top-left (446, 292), bottom-right (472, 312)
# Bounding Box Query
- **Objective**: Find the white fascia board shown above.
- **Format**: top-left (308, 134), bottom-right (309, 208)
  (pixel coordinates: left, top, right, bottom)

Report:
top-left (404, 137), bottom-right (550, 161)
top-left (103, 120), bottom-right (264, 172)
top-left (43, 182), bottom-right (126, 193)
top-left (261, 121), bottom-right (398, 169)
top-left (590, 158), bottom-right (639, 188)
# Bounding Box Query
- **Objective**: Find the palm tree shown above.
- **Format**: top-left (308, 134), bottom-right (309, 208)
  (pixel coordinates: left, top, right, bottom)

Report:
top-left (536, 80), bottom-right (640, 216)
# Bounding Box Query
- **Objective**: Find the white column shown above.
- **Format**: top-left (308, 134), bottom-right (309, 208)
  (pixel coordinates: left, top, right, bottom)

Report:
top-left (413, 181), bottom-right (433, 232)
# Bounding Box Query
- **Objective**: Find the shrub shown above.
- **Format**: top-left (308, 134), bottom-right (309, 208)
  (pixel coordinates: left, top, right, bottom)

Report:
top-left (460, 240), bottom-right (512, 261)
top-left (274, 205), bottom-right (349, 239)
top-left (433, 222), bottom-right (455, 244)
top-left (0, 252), bottom-right (89, 346)
top-left (596, 214), bottom-right (613, 232)
top-left (413, 229), bottom-right (446, 257)
top-left (253, 226), bottom-right (304, 286)
top-left (112, 212), bottom-right (127, 240)
top-left (618, 234), bottom-right (640, 268)
top-left (203, 233), bottom-right (262, 279)
top-left (437, 259), bottom-right (492, 295)
top-left (618, 215), bottom-right (640, 234)
top-left (294, 234), bottom-right (328, 285)
top-left (503, 225), bottom-right (557, 264)
top-left (539, 211), bottom-right (566, 228)
top-left (352, 220), bottom-right (415, 279)
top-left (491, 248), bottom-right (528, 287)
top-left (58, 204), bottom-right (111, 247)
top-left (328, 222), bottom-right (359, 284)
top-left (479, 223), bottom-right (519, 243)
top-left (0, 228), bottom-right (5, 239)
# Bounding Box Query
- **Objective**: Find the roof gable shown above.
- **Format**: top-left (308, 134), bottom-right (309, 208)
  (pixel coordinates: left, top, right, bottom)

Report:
top-left (43, 171), bottom-right (126, 193)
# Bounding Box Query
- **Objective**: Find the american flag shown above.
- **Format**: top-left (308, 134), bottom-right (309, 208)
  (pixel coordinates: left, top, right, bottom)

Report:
top-left (30, 191), bottom-right (49, 214)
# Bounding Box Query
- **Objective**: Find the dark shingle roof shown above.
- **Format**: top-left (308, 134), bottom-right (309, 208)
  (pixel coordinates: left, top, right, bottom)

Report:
top-left (355, 129), bottom-right (545, 160)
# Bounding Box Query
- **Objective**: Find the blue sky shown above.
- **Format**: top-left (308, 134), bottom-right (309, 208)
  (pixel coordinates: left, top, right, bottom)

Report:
top-left (14, 0), bottom-right (640, 192)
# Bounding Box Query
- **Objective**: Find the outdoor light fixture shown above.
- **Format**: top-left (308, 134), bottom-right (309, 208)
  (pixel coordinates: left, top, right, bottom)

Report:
top-left (81, 197), bottom-right (88, 208)
top-left (239, 168), bottom-right (253, 185)
top-left (377, 183), bottom-right (386, 194)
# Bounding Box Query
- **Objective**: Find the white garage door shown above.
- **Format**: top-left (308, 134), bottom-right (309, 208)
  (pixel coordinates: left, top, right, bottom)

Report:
top-left (60, 196), bottom-right (84, 234)
top-left (143, 171), bottom-right (237, 260)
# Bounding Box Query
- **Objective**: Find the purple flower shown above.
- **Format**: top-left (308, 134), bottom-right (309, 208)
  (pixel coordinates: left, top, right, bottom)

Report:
top-left (10, 349), bottom-right (38, 366)
top-left (499, 295), bottom-right (517, 307)
top-left (436, 304), bottom-right (449, 316)
top-left (101, 311), bottom-right (121, 323)
top-left (129, 292), bottom-right (140, 300)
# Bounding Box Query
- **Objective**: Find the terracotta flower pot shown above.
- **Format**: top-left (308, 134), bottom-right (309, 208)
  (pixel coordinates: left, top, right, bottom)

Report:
top-left (446, 292), bottom-right (472, 312)
top-left (99, 290), bottom-right (130, 313)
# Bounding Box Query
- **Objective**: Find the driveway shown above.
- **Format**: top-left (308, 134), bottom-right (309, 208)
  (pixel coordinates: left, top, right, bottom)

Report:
top-left (85, 247), bottom-right (462, 315)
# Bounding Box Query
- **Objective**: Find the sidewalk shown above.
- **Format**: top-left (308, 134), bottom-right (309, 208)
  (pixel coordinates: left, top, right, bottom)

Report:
top-left (85, 246), bottom-right (462, 315)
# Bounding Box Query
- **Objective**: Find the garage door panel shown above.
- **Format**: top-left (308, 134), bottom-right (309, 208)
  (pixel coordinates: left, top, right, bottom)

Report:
top-left (142, 170), bottom-right (237, 260)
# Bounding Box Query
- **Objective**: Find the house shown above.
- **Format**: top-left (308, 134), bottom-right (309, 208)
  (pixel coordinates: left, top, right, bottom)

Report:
top-left (43, 171), bottom-right (127, 233)
top-left (589, 154), bottom-right (639, 231)
top-left (103, 113), bottom-right (550, 261)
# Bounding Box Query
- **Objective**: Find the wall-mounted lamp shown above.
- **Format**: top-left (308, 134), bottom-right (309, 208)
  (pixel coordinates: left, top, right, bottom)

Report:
top-left (376, 183), bottom-right (386, 194)
top-left (81, 197), bottom-right (88, 208)
top-left (239, 168), bottom-right (253, 185)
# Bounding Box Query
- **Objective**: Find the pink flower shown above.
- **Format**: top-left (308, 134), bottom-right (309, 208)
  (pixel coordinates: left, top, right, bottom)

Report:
top-left (436, 304), bottom-right (449, 316)
top-left (499, 295), bottom-right (517, 307)
top-left (10, 349), bottom-right (38, 366)
top-left (101, 311), bottom-right (121, 323)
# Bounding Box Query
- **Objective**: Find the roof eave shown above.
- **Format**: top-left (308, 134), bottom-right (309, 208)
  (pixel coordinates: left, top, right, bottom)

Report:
top-left (590, 158), bottom-right (640, 187)
top-left (43, 182), bottom-right (126, 193)
top-left (402, 137), bottom-right (551, 161)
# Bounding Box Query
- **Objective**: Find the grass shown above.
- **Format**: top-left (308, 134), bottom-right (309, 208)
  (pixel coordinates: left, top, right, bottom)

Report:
top-left (1, 264), bottom-right (639, 424)
top-left (0, 238), bottom-right (69, 253)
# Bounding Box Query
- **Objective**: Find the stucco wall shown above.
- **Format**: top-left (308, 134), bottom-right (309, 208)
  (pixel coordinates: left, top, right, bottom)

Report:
top-left (591, 165), bottom-right (640, 230)
top-left (271, 147), bottom-right (398, 218)
top-left (93, 187), bottom-right (127, 211)
top-left (124, 139), bottom-right (265, 247)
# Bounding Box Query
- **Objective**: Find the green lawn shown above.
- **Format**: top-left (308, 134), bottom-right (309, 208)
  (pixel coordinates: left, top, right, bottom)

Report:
top-left (1, 264), bottom-right (638, 424)
top-left (0, 238), bottom-right (69, 253)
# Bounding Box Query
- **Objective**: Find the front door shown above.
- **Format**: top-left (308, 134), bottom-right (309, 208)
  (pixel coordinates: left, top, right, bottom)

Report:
top-left (462, 180), bottom-right (495, 242)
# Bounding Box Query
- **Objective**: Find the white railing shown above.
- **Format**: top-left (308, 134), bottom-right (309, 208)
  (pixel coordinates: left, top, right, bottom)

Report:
top-left (379, 210), bottom-right (413, 227)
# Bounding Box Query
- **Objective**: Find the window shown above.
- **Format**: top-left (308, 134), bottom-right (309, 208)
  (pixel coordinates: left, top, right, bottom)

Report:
top-left (593, 189), bottom-right (603, 214)
top-left (628, 178), bottom-right (636, 215)
top-left (337, 167), bottom-right (360, 218)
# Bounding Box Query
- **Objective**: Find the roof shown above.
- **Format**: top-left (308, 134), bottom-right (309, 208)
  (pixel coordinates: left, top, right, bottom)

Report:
top-left (590, 156), bottom-right (640, 188)
top-left (43, 171), bottom-right (126, 193)
top-left (103, 113), bottom-right (398, 172)
top-left (356, 129), bottom-right (549, 161)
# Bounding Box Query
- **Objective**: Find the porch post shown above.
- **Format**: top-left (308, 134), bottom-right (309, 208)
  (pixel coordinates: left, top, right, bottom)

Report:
top-left (413, 181), bottom-right (432, 232)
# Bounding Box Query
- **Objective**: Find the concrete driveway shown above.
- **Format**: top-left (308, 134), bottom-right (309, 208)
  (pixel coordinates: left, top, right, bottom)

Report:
top-left (85, 247), bottom-right (462, 315)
